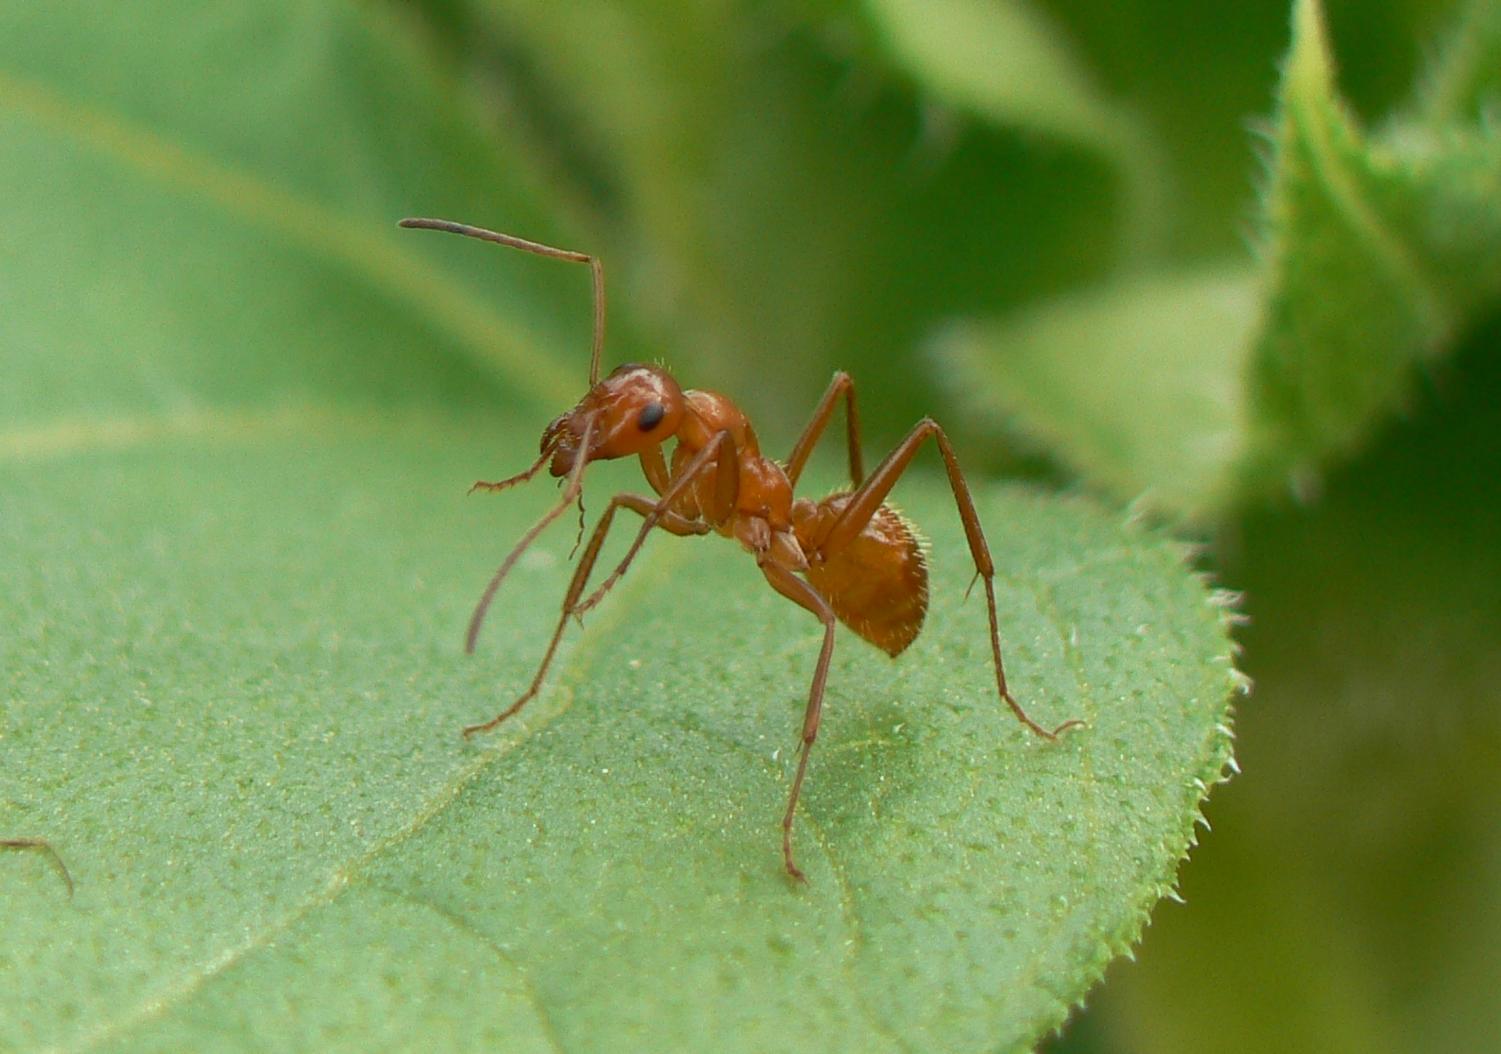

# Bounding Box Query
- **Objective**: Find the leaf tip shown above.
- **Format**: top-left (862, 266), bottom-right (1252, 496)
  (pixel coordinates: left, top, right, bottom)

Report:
top-left (1287, 0), bottom-right (1336, 93)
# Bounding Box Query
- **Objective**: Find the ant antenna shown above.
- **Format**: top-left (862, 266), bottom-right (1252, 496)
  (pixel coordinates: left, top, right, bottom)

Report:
top-left (398, 218), bottom-right (606, 386)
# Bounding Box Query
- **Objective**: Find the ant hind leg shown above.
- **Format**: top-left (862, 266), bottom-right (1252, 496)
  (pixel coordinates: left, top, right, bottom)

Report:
top-left (816, 418), bottom-right (1083, 740)
top-left (785, 371), bottom-right (864, 488)
top-left (760, 561), bottom-right (838, 882)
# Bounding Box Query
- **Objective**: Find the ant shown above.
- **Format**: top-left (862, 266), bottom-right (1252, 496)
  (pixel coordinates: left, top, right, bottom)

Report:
top-left (2, 838), bottom-right (73, 896)
top-left (401, 217), bottom-right (1082, 880)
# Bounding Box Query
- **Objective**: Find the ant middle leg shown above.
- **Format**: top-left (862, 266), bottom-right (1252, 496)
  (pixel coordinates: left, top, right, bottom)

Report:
top-left (759, 561), bottom-right (838, 882)
top-left (818, 418), bottom-right (1083, 740)
top-left (463, 493), bottom-right (707, 737)
top-left (785, 371), bottom-right (864, 488)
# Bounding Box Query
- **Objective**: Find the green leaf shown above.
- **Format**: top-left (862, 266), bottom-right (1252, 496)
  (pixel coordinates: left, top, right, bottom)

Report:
top-left (859, 0), bottom-right (1172, 259)
top-left (942, 266), bottom-right (1260, 517)
top-left (938, 0), bottom-right (1501, 519)
top-left (1096, 313), bottom-right (1501, 1054)
top-left (425, 0), bottom-right (1131, 436)
top-left (0, 0), bottom-right (597, 424)
top-left (1411, 0), bottom-right (1501, 126)
top-left (2, 427), bottom-right (1236, 1052)
top-left (0, 2), bottom-right (1236, 1049)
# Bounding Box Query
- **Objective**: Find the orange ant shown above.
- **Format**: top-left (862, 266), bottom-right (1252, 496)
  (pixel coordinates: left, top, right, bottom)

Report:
top-left (401, 217), bottom-right (1082, 880)
top-left (2, 838), bottom-right (73, 896)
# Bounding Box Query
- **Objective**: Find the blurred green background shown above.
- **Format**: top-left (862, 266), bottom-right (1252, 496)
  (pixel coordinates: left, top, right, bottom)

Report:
top-left (4, 0), bottom-right (1499, 1050)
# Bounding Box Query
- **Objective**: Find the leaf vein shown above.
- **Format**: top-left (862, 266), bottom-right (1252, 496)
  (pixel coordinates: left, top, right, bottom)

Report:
top-left (1288, 96), bottom-right (1453, 341)
top-left (0, 66), bottom-right (576, 409)
top-left (0, 404), bottom-right (375, 463)
top-left (371, 884), bottom-right (570, 1054)
top-left (65, 542), bottom-right (683, 1051)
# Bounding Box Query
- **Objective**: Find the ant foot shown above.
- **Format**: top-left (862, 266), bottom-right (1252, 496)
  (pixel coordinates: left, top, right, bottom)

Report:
top-left (782, 831), bottom-right (809, 884)
top-left (462, 697), bottom-right (530, 738)
top-left (1006, 693), bottom-right (1086, 741)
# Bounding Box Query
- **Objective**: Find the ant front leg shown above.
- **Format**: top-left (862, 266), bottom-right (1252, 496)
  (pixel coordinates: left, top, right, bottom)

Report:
top-left (820, 418), bottom-right (1083, 740)
top-left (785, 371), bottom-right (864, 488)
top-left (469, 447), bottom-right (552, 495)
top-left (466, 415), bottom-right (599, 654)
top-left (759, 562), bottom-right (838, 882)
top-left (463, 494), bottom-right (708, 737)
top-left (471, 436), bottom-right (734, 740)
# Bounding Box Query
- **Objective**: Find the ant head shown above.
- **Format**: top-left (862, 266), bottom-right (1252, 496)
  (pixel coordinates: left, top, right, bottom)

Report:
top-left (544, 363), bottom-right (685, 476)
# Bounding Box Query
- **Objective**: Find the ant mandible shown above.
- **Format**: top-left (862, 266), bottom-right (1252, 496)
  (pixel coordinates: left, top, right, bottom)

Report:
top-left (400, 217), bottom-right (1083, 881)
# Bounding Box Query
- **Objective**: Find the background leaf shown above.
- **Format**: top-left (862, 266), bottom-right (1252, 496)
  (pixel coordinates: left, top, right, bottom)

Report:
top-left (1085, 311), bottom-right (1501, 1054)
top-left (859, 0), bottom-right (1171, 260)
top-left (0, 0), bottom-right (598, 424)
top-left (0, 2), bottom-right (1236, 1050)
top-left (939, 0), bottom-right (1501, 519)
top-left (941, 267), bottom-right (1259, 516)
top-left (413, 0), bottom-right (1135, 439)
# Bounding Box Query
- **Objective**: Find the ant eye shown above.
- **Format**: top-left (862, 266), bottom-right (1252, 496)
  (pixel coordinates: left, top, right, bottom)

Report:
top-left (637, 402), bottom-right (666, 431)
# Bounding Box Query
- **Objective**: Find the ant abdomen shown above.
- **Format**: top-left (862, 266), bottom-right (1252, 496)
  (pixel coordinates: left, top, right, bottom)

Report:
top-left (795, 496), bottom-right (928, 657)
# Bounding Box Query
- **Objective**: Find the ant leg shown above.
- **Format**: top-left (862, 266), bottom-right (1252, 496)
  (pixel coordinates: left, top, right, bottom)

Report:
top-left (2, 838), bottom-right (73, 897)
top-left (566, 499), bottom-right (707, 622)
top-left (638, 445), bottom-right (671, 496)
top-left (474, 435), bottom-right (729, 719)
top-left (785, 371), bottom-right (864, 488)
top-left (466, 416), bottom-right (599, 652)
top-left (820, 419), bottom-right (1083, 740)
top-left (573, 431), bottom-right (738, 616)
top-left (760, 563), bottom-right (837, 882)
top-left (462, 493), bottom-right (707, 737)
top-left (400, 218), bottom-right (607, 386)
top-left (469, 446), bottom-right (552, 495)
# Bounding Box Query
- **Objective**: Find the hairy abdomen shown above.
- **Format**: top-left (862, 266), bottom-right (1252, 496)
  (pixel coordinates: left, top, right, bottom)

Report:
top-left (797, 496), bottom-right (928, 657)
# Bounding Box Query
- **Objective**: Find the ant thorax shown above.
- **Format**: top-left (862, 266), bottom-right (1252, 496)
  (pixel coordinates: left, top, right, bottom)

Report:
top-left (668, 389), bottom-right (796, 534)
top-left (677, 389), bottom-right (757, 455)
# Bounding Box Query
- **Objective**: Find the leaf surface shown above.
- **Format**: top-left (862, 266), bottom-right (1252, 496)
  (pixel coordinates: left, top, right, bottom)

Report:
top-left (2, 426), bottom-right (1235, 1053)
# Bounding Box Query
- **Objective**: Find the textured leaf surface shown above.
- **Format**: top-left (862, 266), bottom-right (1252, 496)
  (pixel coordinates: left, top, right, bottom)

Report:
top-left (0, 2), bottom-right (1236, 1050)
top-left (2, 429), bottom-right (1235, 1053)
top-left (940, 0), bottom-right (1501, 518)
